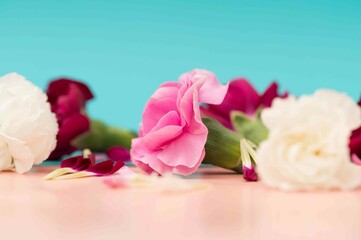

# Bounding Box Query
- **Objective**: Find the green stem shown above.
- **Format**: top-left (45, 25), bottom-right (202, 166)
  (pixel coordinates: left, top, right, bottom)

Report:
top-left (72, 119), bottom-right (137, 152)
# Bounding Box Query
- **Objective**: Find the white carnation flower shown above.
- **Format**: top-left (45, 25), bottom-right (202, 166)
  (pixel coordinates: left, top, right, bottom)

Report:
top-left (257, 90), bottom-right (361, 191)
top-left (0, 73), bottom-right (58, 173)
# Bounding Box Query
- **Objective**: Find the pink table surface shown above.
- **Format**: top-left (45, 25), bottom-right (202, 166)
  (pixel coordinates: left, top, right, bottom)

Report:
top-left (1, 166), bottom-right (361, 240)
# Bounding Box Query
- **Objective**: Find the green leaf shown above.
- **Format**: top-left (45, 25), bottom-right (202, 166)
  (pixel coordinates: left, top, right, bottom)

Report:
top-left (72, 119), bottom-right (137, 152)
top-left (230, 111), bottom-right (268, 146)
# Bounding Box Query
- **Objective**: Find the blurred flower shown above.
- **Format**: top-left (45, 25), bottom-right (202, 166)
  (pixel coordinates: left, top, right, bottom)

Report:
top-left (71, 119), bottom-right (137, 153)
top-left (0, 73), bottom-right (58, 174)
top-left (106, 146), bottom-right (131, 162)
top-left (350, 96), bottom-right (361, 165)
top-left (257, 90), bottom-right (361, 191)
top-left (46, 78), bottom-right (94, 159)
top-left (201, 79), bottom-right (287, 129)
top-left (131, 69), bottom-right (228, 175)
top-left (93, 146), bottom-right (131, 163)
top-left (43, 150), bottom-right (124, 180)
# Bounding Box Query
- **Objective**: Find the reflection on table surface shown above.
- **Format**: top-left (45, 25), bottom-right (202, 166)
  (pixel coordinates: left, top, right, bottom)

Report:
top-left (1, 166), bottom-right (360, 240)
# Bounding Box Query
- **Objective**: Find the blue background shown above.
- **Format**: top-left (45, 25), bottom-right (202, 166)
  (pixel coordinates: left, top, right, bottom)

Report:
top-left (1, 0), bottom-right (361, 131)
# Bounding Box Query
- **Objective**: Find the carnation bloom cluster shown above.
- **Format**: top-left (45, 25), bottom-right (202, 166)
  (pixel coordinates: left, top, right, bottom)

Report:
top-left (2, 69), bottom-right (361, 193)
top-left (0, 73), bottom-right (58, 173)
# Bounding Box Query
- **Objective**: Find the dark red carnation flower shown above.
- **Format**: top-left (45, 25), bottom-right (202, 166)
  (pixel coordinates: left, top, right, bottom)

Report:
top-left (47, 79), bottom-right (94, 159)
top-left (201, 78), bottom-right (287, 129)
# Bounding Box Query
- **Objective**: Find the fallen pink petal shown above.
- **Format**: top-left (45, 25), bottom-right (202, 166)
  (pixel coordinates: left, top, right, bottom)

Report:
top-left (44, 152), bottom-right (125, 180)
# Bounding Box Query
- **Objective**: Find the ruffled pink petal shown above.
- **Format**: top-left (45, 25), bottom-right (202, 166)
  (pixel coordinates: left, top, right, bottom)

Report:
top-left (178, 82), bottom-right (208, 134)
top-left (171, 149), bottom-right (205, 175)
top-left (131, 138), bottom-right (155, 174)
top-left (142, 125), bottom-right (183, 150)
top-left (178, 69), bottom-right (228, 105)
top-left (202, 78), bottom-right (260, 129)
top-left (157, 132), bottom-right (207, 173)
top-left (141, 110), bottom-right (183, 151)
top-left (131, 139), bottom-right (177, 175)
top-left (147, 155), bottom-right (175, 175)
top-left (142, 84), bottom-right (180, 134)
top-left (132, 157), bottom-right (155, 175)
top-left (151, 110), bottom-right (181, 132)
top-left (192, 70), bottom-right (229, 104)
top-left (199, 76), bottom-right (228, 105)
top-left (177, 84), bottom-right (199, 129)
top-left (151, 82), bottom-right (181, 100)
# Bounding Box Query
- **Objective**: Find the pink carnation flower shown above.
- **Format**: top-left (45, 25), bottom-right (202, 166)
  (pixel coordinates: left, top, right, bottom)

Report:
top-left (131, 69), bottom-right (228, 175)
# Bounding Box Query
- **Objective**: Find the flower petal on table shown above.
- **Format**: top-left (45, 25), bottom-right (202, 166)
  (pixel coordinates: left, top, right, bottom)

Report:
top-left (87, 160), bottom-right (124, 175)
top-left (243, 166), bottom-right (258, 181)
top-left (106, 146), bottom-right (131, 162)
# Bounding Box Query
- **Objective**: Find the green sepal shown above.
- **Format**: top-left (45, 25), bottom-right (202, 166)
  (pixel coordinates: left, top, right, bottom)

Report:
top-left (72, 119), bottom-right (137, 152)
top-left (230, 111), bottom-right (268, 146)
top-left (202, 117), bottom-right (243, 173)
